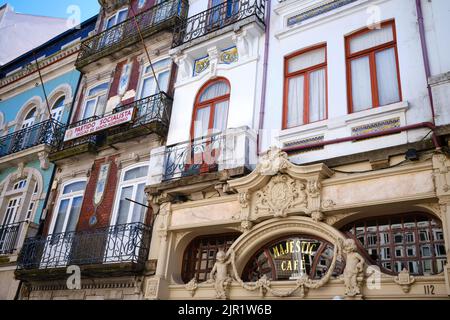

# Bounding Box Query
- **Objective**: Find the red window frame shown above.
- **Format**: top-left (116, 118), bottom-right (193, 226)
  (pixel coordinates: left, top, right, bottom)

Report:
top-left (283, 44), bottom-right (328, 130)
top-left (345, 20), bottom-right (402, 113)
top-left (190, 77), bottom-right (231, 139)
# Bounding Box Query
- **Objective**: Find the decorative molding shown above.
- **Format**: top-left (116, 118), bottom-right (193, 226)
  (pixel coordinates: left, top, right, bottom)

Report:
top-left (351, 117), bottom-right (401, 138)
top-left (38, 152), bottom-right (50, 170)
top-left (394, 268), bottom-right (416, 293)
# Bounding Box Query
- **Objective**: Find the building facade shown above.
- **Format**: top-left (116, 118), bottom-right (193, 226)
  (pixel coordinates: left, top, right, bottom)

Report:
top-left (0, 17), bottom-right (96, 299)
top-left (0, 4), bottom-right (70, 66)
top-left (11, 0), bottom-right (450, 300)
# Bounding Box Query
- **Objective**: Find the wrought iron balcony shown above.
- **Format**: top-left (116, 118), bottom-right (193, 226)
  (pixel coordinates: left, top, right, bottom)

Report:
top-left (0, 119), bottom-right (65, 158)
top-left (17, 222), bottom-right (151, 272)
top-left (76, 0), bottom-right (189, 69)
top-left (172, 0), bottom-right (265, 48)
top-left (50, 92), bottom-right (172, 160)
top-left (0, 222), bottom-right (24, 255)
top-left (163, 133), bottom-right (224, 181)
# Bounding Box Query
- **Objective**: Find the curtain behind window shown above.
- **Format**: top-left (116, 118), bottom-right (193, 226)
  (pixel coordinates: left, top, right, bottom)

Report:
top-left (351, 56), bottom-right (372, 112)
top-left (287, 76), bottom-right (304, 128)
top-left (309, 68), bottom-right (326, 123)
top-left (376, 48), bottom-right (400, 106)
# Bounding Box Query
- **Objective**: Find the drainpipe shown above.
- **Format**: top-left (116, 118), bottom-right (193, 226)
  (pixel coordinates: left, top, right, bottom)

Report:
top-left (257, 0), bottom-right (272, 155)
top-left (282, 122), bottom-right (441, 153)
top-left (416, 0), bottom-right (436, 124)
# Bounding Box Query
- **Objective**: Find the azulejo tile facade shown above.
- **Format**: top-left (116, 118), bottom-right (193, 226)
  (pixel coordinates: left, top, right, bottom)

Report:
top-left (0, 0), bottom-right (449, 301)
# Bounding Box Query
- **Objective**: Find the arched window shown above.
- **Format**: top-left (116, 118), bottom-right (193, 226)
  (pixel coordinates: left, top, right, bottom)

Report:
top-left (22, 108), bottom-right (37, 129)
top-left (341, 212), bottom-right (446, 276)
top-left (192, 79), bottom-right (230, 139)
top-left (50, 180), bottom-right (86, 235)
top-left (112, 165), bottom-right (149, 226)
top-left (51, 96), bottom-right (65, 122)
top-left (182, 233), bottom-right (240, 283)
top-left (82, 83), bottom-right (109, 120)
top-left (242, 235), bottom-right (344, 282)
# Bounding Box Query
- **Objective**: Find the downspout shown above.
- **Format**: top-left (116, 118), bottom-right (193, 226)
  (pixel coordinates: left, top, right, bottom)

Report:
top-left (283, 122), bottom-right (440, 153)
top-left (257, 0), bottom-right (272, 155)
top-left (416, 0), bottom-right (436, 124)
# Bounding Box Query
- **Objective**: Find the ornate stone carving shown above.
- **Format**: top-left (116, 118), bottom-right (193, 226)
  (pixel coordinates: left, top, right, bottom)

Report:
top-left (16, 162), bottom-right (25, 179)
top-left (256, 147), bottom-right (290, 176)
top-left (394, 268), bottom-right (415, 293)
top-left (342, 239), bottom-right (365, 297)
top-left (254, 174), bottom-right (307, 218)
top-left (185, 279), bottom-right (198, 297)
top-left (186, 228), bottom-right (343, 299)
top-left (144, 278), bottom-right (160, 300)
top-left (322, 199), bottom-right (337, 210)
top-left (209, 250), bottom-right (235, 299)
top-left (238, 192), bottom-right (250, 208)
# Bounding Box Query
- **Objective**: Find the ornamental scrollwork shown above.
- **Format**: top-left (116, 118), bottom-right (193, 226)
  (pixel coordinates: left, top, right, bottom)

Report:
top-left (254, 174), bottom-right (307, 218)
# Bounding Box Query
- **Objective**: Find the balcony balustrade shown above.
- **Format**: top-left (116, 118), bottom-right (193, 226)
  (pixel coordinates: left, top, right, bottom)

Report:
top-left (76, 0), bottom-right (189, 69)
top-left (16, 222), bottom-right (151, 273)
top-left (0, 222), bottom-right (24, 256)
top-left (172, 0), bottom-right (265, 48)
top-left (147, 126), bottom-right (257, 185)
top-left (0, 119), bottom-right (65, 158)
top-left (50, 92), bottom-right (172, 160)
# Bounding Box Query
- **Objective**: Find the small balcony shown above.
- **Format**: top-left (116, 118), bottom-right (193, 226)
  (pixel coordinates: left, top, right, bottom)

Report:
top-left (172, 0), bottom-right (265, 49)
top-left (50, 92), bottom-right (173, 161)
top-left (0, 222), bottom-right (25, 256)
top-left (76, 0), bottom-right (189, 69)
top-left (15, 222), bottom-right (151, 280)
top-left (0, 120), bottom-right (65, 169)
top-left (148, 126), bottom-right (257, 187)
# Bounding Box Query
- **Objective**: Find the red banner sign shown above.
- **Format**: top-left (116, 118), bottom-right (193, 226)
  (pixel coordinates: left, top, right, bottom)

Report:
top-left (64, 108), bottom-right (134, 142)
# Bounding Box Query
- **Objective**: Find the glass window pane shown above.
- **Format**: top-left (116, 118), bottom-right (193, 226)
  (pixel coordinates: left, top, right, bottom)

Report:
top-left (116, 186), bottom-right (133, 225)
top-left (131, 184), bottom-right (146, 223)
top-left (117, 10), bottom-right (128, 23)
top-left (288, 47), bottom-right (326, 73)
top-left (53, 199), bottom-right (70, 234)
top-left (287, 75), bottom-right (304, 128)
top-left (63, 181), bottom-right (86, 194)
top-left (213, 101), bottom-right (229, 133)
top-left (158, 71), bottom-right (170, 93)
top-left (83, 99), bottom-right (96, 119)
top-left (376, 47), bottom-right (400, 106)
top-left (124, 166), bottom-right (149, 181)
top-left (350, 24), bottom-right (394, 54)
top-left (194, 107), bottom-right (211, 139)
top-left (308, 68), bottom-right (326, 123)
top-left (145, 59), bottom-right (171, 73)
top-left (141, 77), bottom-right (156, 98)
top-left (199, 81), bottom-right (230, 102)
top-left (66, 196), bottom-right (83, 233)
top-left (351, 56), bottom-right (373, 112)
top-left (88, 83), bottom-right (109, 96)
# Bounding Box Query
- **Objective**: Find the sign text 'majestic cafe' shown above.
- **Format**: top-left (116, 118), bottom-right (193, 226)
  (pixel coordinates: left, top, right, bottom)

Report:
top-left (64, 108), bottom-right (134, 142)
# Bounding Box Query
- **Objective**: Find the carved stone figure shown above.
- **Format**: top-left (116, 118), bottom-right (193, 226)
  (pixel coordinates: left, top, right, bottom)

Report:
top-left (342, 239), bottom-right (365, 297)
top-left (257, 147), bottom-right (289, 176)
top-left (209, 250), bottom-right (235, 299)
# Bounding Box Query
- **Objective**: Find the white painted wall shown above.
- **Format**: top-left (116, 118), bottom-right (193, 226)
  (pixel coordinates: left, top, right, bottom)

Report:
top-left (260, 0), bottom-right (450, 163)
top-left (0, 4), bottom-right (69, 65)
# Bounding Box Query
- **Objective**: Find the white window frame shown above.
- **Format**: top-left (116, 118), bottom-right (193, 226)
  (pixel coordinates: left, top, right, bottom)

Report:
top-left (81, 83), bottom-right (109, 120)
top-left (137, 58), bottom-right (171, 99)
top-left (51, 95), bottom-right (66, 122)
top-left (48, 179), bottom-right (87, 235)
top-left (104, 8), bottom-right (129, 30)
top-left (110, 163), bottom-right (149, 227)
top-left (2, 196), bottom-right (22, 226)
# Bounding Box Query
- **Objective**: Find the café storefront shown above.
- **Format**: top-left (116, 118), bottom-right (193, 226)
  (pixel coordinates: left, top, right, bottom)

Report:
top-left (144, 148), bottom-right (450, 300)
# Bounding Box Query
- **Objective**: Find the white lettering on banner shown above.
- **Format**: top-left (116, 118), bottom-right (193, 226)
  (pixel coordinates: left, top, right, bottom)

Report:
top-left (64, 108), bottom-right (134, 141)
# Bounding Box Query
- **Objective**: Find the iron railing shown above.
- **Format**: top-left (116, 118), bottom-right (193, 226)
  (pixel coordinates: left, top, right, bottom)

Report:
top-left (53, 92), bottom-right (173, 153)
top-left (0, 119), bottom-right (65, 157)
top-left (163, 133), bottom-right (224, 181)
top-left (172, 0), bottom-right (265, 48)
top-left (17, 222), bottom-right (151, 270)
top-left (0, 222), bottom-right (23, 255)
top-left (77, 0), bottom-right (189, 67)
